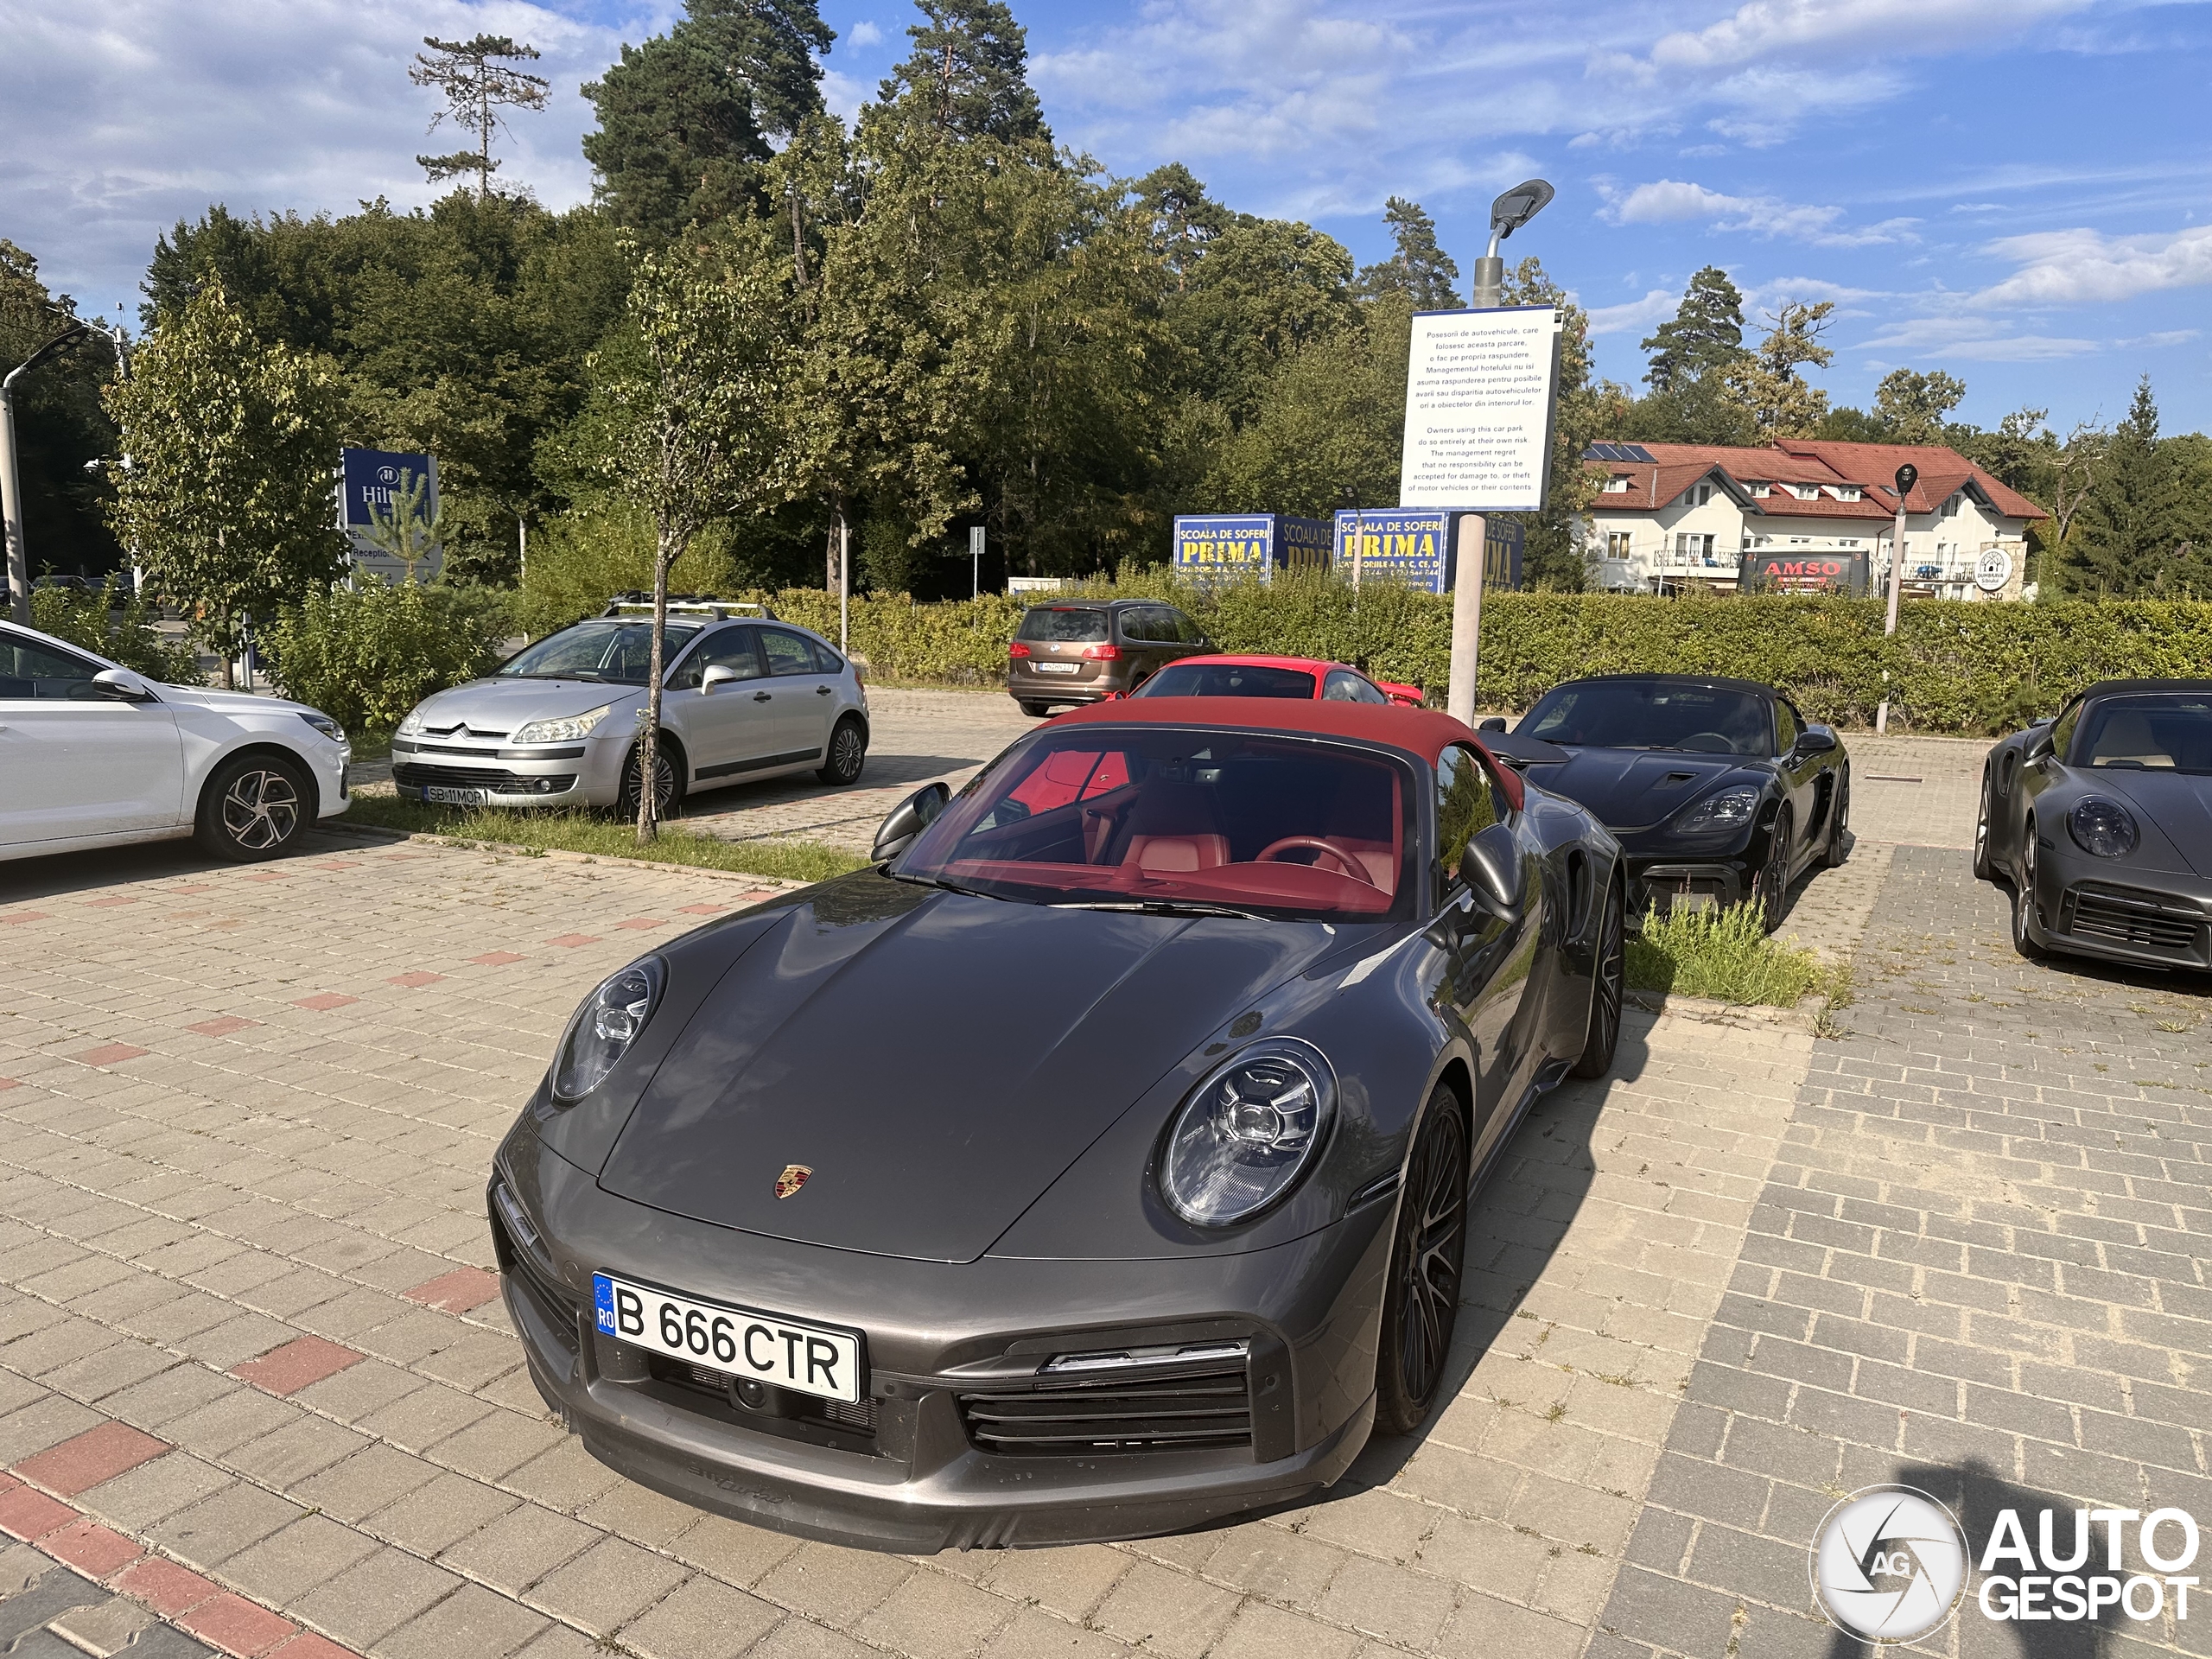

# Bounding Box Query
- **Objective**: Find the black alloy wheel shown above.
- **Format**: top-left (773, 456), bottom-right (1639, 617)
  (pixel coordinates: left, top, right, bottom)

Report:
top-left (618, 741), bottom-right (683, 821)
top-left (1754, 809), bottom-right (1793, 932)
top-left (1375, 1088), bottom-right (1471, 1435)
top-left (1972, 767), bottom-right (1996, 880)
top-left (817, 716), bottom-right (867, 785)
top-left (1823, 768), bottom-right (1851, 869)
top-left (2011, 823), bottom-right (2049, 961)
top-left (1571, 880), bottom-right (1625, 1079)
top-left (196, 753), bottom-right (312, 861)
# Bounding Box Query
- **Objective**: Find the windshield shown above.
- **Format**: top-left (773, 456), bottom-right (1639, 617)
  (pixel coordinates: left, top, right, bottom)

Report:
top-left (1135, 663), bottom-right (1315, 699)
top-left (2070, 695), bottom-right (2212, 774)
top-left (898, 727), bottom-right (1412, 922)
top-left (1521, 680), bottom-right (1772, 757)
top-left (1016, 606), bottom-right (1110, 643)
top-left (497, 620), bottom-right (701, 683)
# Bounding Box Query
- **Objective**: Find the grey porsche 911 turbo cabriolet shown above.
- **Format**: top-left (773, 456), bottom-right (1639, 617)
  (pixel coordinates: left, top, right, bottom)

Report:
top-left (489, 699), bottom-right (1625, 1551)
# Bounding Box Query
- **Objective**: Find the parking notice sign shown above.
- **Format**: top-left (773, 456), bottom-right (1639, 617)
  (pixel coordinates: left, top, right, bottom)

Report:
top-left (1399, 307), bottom-right (1562, 512)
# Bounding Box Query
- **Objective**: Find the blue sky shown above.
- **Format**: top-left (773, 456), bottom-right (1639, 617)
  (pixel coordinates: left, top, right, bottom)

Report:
top-left (7, 0), bottom-right (2209, 433)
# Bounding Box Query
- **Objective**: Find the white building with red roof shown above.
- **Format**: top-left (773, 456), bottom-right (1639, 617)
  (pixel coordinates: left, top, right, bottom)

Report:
top-left (1580, 439), bottom-right (2048, 600)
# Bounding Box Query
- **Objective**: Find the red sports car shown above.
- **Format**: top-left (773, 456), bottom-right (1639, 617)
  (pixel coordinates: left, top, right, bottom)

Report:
top-left (1124, 654), bottom-right (1425, 707)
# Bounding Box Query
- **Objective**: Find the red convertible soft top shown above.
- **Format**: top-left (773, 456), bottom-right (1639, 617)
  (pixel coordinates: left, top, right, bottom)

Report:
top-left (1047, 696), bottom-right (1524, 810)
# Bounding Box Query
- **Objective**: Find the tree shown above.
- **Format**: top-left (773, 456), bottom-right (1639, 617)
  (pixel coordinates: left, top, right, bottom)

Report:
top-left (589, 239), bottom-right (785, 838)
top-left (1874, 367), bottom-right (1967, 444)
top-left (1355, 198), bottom-right (1460, 310)
top-left (582, 0), bottom-right (835, 239)
top-left (0, 239), bottom-right (124, 582)
top-left (2041, 422), bottom-right (2107, 593)
top-left (2069, 377), bottom-right (2182, 595)
top-left (879, 0), bottom-right (1049, 145)
top-left (1168, 215), bottom-right (1357, 425)
top-left (1641, 266), bottom-right (1746, 391)
top-left (1133, 163), bottom-right (1229, 292)
top-left (1618, 371), bottom-right (1757, 448)
top-left (103, 283), bottom-right (346, 682)
top-left (1500, 257), bottom-right (1608, 589)
top-left (1725, 302), bottom-right (1834, 439)
top-left (409, 35), bottom-right (550, 198)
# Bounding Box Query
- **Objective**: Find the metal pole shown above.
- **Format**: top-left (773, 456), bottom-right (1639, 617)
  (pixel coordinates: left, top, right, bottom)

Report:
top-left (1471, 232), bottom-right (1504, 309)
top-left (1447, 513), bottom-right (1485, 725)
top-left (3, 326), bottom-right (88, 624)
top-left (1876, 497), bottom-right (1907, 734)
top-left (838, 515), bottom-right (850, 655)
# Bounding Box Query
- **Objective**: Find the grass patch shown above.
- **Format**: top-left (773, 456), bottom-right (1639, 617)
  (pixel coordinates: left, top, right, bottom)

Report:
top-left (335, 798), bottom-right (869, 885)
top-left (1628, 901), bottom-right (1829, 1008)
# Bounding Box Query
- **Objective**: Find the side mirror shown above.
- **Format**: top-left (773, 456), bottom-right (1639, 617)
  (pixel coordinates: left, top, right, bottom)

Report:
top-left (700, 664), bottom-right (742, 694)
top-left (92, 667), bottom-right (156, 702)
top-left (1797, 725), bottom-right (1838, 753)
top-left (873, 780), bottom-right (951, 863)
top-left (1478, 716), bottom-right (1507, 733)
top-left (1458, 823), bottom-right (1522, 914)
top-left (2024, 727), bottom-right (2056, 760)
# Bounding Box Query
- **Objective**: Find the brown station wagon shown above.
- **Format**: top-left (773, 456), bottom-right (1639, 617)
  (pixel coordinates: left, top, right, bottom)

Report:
top-left (1007, 600), bottom-right (1212, 716)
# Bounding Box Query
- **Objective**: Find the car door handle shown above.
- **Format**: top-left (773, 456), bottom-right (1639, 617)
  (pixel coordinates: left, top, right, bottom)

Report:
top-left (815, 685), bottom-right (833, 696)
top-left (753, 690), bottom-right (772, 702)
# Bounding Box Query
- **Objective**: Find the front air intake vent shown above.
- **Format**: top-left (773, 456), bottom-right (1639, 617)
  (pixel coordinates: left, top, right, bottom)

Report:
top-left (958, 1362), bottom-right (1252, 1456)
top-left (2063, 884), bottom-right (2207, 959)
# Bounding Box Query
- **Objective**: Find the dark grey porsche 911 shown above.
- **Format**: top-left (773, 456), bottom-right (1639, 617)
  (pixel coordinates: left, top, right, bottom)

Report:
top-left (490, 699), bottom-right (1626, 1551)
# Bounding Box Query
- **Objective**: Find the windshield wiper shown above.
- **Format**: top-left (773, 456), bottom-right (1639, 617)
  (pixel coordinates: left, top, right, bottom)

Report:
top-left (887, 873), bottom-right (1001, 900)
top-left (1052, 899), bottom-right (1272, 920)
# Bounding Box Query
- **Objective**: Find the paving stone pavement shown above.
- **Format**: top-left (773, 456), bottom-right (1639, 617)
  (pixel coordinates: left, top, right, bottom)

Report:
top-left (1590, 846), bottom-right (2212, 1657)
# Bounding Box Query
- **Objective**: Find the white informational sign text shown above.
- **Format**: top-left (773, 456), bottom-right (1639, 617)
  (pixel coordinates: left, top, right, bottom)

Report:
top-left (1399, 307), bottom-right (1562, 512)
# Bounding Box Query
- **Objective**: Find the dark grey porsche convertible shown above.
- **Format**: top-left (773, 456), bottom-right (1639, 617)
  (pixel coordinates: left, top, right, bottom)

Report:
top-left (490, 699), bottom-right (1626, 1551)
top-left (1483, 674), bottom-right (1850, 927)
top-left (1975, 678), bottom-right (2212, 969)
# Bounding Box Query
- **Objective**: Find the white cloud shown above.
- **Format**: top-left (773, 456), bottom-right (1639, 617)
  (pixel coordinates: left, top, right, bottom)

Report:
top-left (1642, 0), bottom-right (2094, 72)
top-left (1967, 224), bottom-right (2212, 308)
top-left (847, 19), bottom-right (884, 47)
top-left (1604, 179), bottom-right (1916, 247)
top-left (1586, 288), bottom-right (1678, 337)
top-left (1861, 315), bottom-right (2099, 360)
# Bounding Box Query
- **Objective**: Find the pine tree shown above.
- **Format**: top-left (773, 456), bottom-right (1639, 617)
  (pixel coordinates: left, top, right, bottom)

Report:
top-left (1640, 265), bottom-right (1746, 391)
top-left (408, 35), bottom-right (549, 198)
top-left (2070, 376), bottom-right (2183, 595)
top-left (1133, 163), bottom-right (1228, 291)
top-left (1724, 302), bottom-right (1833, 438)
top-left (1355, 198), bottom-right (1461, 309)
top-left (1874, 367), bottom-right (1967, 444)
top-left (879, 0), bottom-right (1049, 145)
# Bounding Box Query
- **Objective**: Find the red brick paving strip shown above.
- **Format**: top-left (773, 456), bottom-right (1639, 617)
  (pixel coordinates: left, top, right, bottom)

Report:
top-left (0, 909), bottom-right (49, 923)
top-left (613, 917), bottom-right (664, 929)
top-left (181, 1591), bottom-right (302, 1656)
top-left (0, 1482), bottom-right (77, 1541)
top-left (547, 933), bottom-right (601, 947)
top-left (112, 1555), bottom-right (224, 1616)
top-left (86, 896), bottom-right (137, 907)
top-left (677, 903), bottom-right (726, 914)
top-left (188, 1015), bottom-right (258, 1037)
top-left (14, 1421), bottom-right (169, 1497)
top-left (0, 1078), bottom-right (18, 1091)
top-left (41, 1516), bottom-right (144, 1577)
top-left (403, 1267), bottom-right (502, 1313)
top-left (385, 971), bottom-right (445, 988)
top-left (290, 994), bottom-right (359, 1012)
top-left (231, 1336), bottom-right (364, 1395)
top-left (468, 950), bottom-right (524, 965)
top-left (73, 1044), bottom-right (149, 1066)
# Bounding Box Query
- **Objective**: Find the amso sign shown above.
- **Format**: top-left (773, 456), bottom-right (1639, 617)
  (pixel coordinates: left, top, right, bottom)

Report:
top-left (1744, 549), bottom-right (1868, 595)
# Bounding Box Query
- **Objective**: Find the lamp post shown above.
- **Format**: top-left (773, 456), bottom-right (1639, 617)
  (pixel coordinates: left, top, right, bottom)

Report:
top-left (3, 322), bottom-right (90, 624)
top-left (1875, 461), bottom-right (1916, 735)
top-left (1450, 179), bottom-right (1554, 725)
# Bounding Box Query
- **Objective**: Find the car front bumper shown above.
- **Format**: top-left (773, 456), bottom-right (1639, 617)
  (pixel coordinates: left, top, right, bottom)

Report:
top-left (2024, 842), bottom-right (2212, 970)
top-left (1624, 855), bottom-right (1751, 919)
top-left (493, 1122), bottom-right (1391, 1552)
top-left (391, 735), bottom-right (623, 808)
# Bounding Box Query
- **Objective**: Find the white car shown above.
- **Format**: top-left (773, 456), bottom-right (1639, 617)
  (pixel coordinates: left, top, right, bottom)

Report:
top-left (1, 618), bottom-right (351, 863)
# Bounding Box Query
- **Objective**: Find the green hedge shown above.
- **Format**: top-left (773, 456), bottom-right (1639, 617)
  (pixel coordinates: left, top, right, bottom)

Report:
top-left (729, 577), bottom-right (2212, 734)
top-left (266, 582), bottom-right (514, 735)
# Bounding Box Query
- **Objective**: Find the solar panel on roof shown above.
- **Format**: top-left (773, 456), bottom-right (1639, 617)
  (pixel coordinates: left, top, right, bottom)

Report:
top-left (1622, 443), bottom-right (1654, 462)
top-left (1584, 442), bottom-right (1656, 463)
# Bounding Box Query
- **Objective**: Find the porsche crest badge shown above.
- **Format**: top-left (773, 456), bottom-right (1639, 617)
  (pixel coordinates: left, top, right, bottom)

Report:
top-left (773, 1164), bottom-right (812, 1199)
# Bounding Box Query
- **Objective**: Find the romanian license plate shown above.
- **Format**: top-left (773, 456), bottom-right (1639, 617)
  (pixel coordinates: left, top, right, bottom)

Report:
top-left (1033, 661), bottom-right (1078, 675)
top-left (425, 785), bottom-right (486, 805)
top-left (593, 1273), bottom-right (863, 1403)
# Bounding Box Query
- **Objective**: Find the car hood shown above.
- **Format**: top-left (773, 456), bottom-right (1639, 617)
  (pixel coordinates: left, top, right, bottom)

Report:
top-left (409, 677), bottom-right (640, 731)
top-left (2070, 768), bottom-right (2212, 876)
top-left (162, 684), bottom-right (318, 718)
top-left (1485, 734), bottom-right (1758, 833)
top-left (595, 874), bottom-right (1343, 1263)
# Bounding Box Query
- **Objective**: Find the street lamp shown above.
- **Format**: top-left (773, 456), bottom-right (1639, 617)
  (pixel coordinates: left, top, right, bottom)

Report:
top-left (2, 321), bottom-right (90, 624)
top-left (1470, 179), bottom-right (1555, 308)
top-left (1875, 461), bottom-right (1916, 734)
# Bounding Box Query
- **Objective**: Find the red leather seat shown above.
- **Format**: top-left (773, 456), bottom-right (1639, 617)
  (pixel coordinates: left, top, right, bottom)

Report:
top-left (1124, 834), bottom-right (1230, 873)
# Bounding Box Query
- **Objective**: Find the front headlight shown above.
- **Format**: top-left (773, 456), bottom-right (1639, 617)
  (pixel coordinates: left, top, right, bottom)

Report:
top-left (2069, 797), bottom-right (2139, 859)
top-left (1676, 784), bottom-right (1761, 834)
top-left (396, 708), bottom-right (425, 737)
top-left (513, 704), bottom-right (614, 746)
top-left (296, 710), bottom-right (345, 743)
top-left (1160, 1039), bottom-right (1336, 1227)
top-left (550, 957), bottom-right (664, 1102)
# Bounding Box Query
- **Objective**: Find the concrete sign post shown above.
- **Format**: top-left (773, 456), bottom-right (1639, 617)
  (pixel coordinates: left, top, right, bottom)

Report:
top-left (969, 524), bottom-right (984, 599)
top-left (1399, 305), bottom-right (1562, 723)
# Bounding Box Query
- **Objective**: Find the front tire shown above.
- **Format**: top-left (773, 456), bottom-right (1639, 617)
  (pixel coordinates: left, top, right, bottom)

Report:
top-left (1972, 766), bottom-right (1997, 880)
top-left (1822, 767), bottom-right (1851, 869)
top-left (1571, 880), bottom-right (1625, 1079)
top-left (1754, 808), bottom-right (1793, 932)
top-left (817, 715), bottom-right (867, 785)
top-left (2011, 823), bottom-right (2049, 961)
top-left (195, 753), bottom-right (313, 861)
top-left (1375, 1087), bottom-right (1470, 1436)
top-left (618, 739), bottom-right (683, 821)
